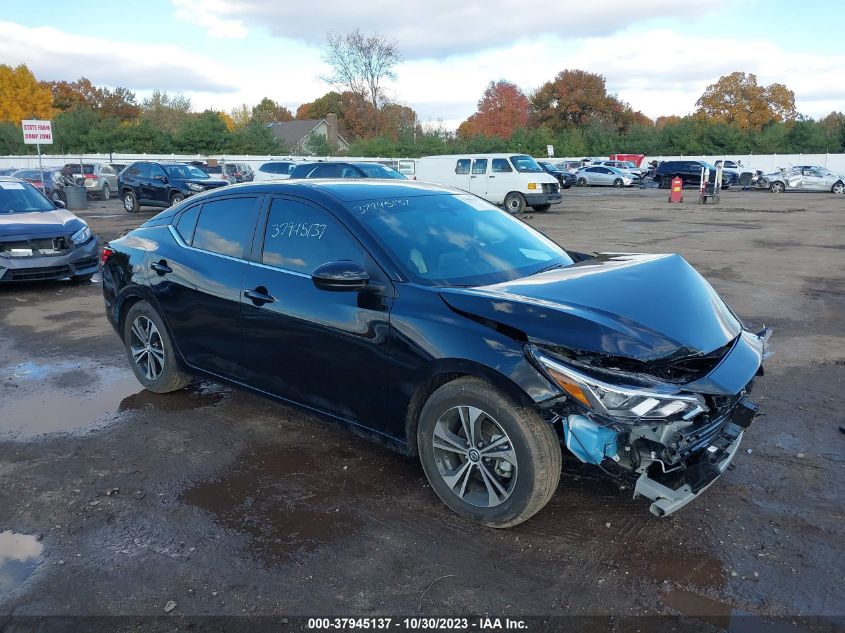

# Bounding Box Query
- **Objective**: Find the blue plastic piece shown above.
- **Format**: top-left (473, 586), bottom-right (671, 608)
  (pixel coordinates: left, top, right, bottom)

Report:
top-left (563, 415), bottom-right (619, 465)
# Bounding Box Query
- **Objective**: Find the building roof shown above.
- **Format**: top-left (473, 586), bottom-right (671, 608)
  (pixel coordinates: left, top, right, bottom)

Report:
top-left (267, 119), bottom-right (350, 149)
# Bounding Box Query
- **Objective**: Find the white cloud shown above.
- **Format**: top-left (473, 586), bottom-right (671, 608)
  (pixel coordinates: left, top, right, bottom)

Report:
top-left (173, 0), bottom-right (710, 57)
top-left (0, 21), bottom-right (238, 93)
top-left (172, 0), bottom-right (248, 38)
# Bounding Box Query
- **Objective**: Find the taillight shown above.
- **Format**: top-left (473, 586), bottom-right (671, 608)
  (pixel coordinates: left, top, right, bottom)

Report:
top-left (101, 246), bottom-right (114, 264)
top-left (85, 174), bottom-right (98, 180)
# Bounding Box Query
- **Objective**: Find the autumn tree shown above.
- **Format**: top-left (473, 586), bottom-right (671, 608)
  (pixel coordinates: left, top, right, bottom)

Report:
top-left (531, 70), bottom-right (630, 131)
top-left (228, 104), bottom-right (252, 130)
top-left (296, 91), bottom-right (343, 120)
top-left (141, 91), bottom-right (192, 133)
top-left (0, 64), bottom-right (54, 123)
top-left (322, 29), bottom-right (401, 134)
top-left (251, 97), bottom-right (293, 125)
top-left (458, 80), bottom-right (529, 139)
top-left (695, 72), bottom-right (797, 129)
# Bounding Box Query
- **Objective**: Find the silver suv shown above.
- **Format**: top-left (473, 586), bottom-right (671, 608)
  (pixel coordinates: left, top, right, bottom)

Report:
top-left (63, 163), bottom-right (119, 200)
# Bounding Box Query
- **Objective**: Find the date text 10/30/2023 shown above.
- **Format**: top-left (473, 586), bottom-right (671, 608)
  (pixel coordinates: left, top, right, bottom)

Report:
top-left (307, 617), bottom-right (528, 630)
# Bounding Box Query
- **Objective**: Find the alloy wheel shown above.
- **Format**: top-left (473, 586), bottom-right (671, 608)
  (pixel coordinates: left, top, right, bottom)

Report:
top-left (129, 316), bottom-right (165, 381)
top-left (124, 194), bottom-right (134, 212)
top-left (102, 183), bottom-right (111, 200)
top-left (431, 406), bottom-right (518, 508)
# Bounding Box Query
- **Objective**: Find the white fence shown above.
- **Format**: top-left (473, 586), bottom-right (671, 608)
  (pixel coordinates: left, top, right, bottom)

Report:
top-left (2, 152), bottom-right (845, 174)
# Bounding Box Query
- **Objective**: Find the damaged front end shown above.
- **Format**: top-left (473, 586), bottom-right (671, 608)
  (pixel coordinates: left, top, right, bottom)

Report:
top-left (529, 328), bottom-right (772, 517)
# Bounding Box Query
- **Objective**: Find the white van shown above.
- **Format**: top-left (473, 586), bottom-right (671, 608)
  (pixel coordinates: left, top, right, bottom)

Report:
top-left (415, 154), bottom-right (562, 213)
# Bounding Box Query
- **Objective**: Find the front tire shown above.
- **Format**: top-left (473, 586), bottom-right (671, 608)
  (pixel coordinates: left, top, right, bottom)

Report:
top-left (417, 377), bottom-right (561, 528)
top-left (576, 177), bottom-right (587, 187)
top-left (123, 190), bottom-right (140, 213)
top-left (170, 192), bottom-right (185, 206)
top-left (123, 301), bottom-right (191, 393)
top-left (770, 181), bottom-right (785, 193)
top-left (613, 178), bottom-right (623, 188)
top-left (503, 192), bottom-right (525, 214)
top-left (832, 181), bottom-right (845, 194)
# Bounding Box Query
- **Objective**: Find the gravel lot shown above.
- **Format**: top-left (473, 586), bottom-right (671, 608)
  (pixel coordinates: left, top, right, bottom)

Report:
top-left (0, 188), bottom-right (843, 627)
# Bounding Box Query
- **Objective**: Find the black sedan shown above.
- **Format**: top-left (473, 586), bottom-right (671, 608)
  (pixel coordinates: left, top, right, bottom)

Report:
top-left (0, 176), bottom-right (99, 282)
top-left (538, 161), bottom-right (575, 188)
top-left (102, 180), bottom-right (769, 526)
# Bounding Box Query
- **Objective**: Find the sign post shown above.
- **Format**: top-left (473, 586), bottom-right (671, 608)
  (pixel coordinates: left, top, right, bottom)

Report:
top-left (21, 120), bottom-right (53, 193)
top-left (546, 145), bottom-right (554, 158)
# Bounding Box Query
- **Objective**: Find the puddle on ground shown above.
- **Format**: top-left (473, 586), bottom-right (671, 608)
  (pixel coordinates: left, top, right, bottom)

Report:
top-left (635, 549), bottom-right (726, 588)
top-left (0, 360), bottom-right (227, 440)
top-left (0, 531), bottom-right (43, 597)
top-left (662, 589), bottom-right (736, 626)
top-left (182, 443), bottom-right (416, 564)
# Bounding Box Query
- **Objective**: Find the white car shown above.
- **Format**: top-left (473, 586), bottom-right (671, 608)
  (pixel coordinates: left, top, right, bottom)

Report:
top-left (766, 166), bottom-right (845, 194)
top-left (575, 165), bottom-right (638, 187)
top-left (593, 160), bottom-right (643, 177)
top-left (253, 161), bottom-right (299, 181)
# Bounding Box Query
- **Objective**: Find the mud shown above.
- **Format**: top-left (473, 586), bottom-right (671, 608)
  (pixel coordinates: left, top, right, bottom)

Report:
top-left (0, 189), bottom-right (843, 621)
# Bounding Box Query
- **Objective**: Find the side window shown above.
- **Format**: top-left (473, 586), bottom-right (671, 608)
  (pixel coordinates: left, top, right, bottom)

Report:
top-left (175, 205), bottom-right (200, 243)
top-left (150, 165), bottom-right (167, 180)
top-left (101, 166), bottom-right (113, 175)
top-left (262, 198), bottom-right (363, 274)
top-left (136, 164), bottom-right (152, 179)
top-left (471, 159), bottom-right (488, 175)
top-left (311, 163), bottom-right (343, 178)
top-left (192, 197), bottom-right (259, 258)
top-left (455, 159), bottom-right (470, 175)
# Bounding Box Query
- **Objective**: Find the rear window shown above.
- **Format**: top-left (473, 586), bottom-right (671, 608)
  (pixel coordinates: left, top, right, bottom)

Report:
top-left (191, 197), bottom-right (259, 258)
top-left (64, 164), bottom-right (95, 175)
top-left (260, 162), bottom-right (293, 175)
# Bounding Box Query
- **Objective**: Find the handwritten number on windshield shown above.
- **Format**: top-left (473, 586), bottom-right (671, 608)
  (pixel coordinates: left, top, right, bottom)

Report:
top-left (270, 222), bottom-right (327, 239)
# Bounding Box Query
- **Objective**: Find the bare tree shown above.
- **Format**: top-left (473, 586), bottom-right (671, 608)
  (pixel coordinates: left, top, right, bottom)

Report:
top-left (322, 29), bottom-right (401, 116)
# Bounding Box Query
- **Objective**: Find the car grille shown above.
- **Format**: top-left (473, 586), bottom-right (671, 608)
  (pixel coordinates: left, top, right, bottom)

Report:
top-left (0, 237), bottom-right (70, 257)
top-left (3, 264), bottom-right (72, 281)
top-left (542, 183), bottom-right (559, 194)
top-left (71, 256), bottom-right (99, 270)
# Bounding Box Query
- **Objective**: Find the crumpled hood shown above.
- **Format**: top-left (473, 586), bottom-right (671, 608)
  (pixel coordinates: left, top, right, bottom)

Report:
top-left (439, 253), bottom-right (742, 362)
top-left (0, 209), bottom-right (84, 239)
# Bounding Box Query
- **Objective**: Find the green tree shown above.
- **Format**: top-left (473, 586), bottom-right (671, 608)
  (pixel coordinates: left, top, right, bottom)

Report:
top-left (225, 121), bottom-right (285, 154)
top-left (303, 131), bottom-right (331, 156)
top-left (175, 110), bottom-right (230, 153)
top-left (251, 97), bottom-right (293, 125)
top-left (141, 91), bottom-right (192, 133)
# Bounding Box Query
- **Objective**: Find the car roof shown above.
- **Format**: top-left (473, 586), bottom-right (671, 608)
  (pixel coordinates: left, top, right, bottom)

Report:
top-left (195, 178), bottom-right (462, 203)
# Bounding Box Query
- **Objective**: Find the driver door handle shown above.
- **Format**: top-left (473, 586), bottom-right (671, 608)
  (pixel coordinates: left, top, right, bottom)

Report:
top-left (244, 287), bottom-right (275, 305)
top-left (151, 260), bottom-right (172, 275)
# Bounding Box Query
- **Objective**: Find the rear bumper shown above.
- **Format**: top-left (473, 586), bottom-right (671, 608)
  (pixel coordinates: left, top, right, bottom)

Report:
top-left (525, 193), bottom-right (562, 206)
top-left (0, 238), bottom-right (99, 282)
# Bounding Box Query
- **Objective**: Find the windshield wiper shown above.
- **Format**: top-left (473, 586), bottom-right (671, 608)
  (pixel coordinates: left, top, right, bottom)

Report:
top-left (531, 262), bottom-right (568, 276)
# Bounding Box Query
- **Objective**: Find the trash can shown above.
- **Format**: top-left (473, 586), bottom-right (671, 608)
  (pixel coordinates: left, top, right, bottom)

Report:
top-left (64, 185), bottom-right (87, 210)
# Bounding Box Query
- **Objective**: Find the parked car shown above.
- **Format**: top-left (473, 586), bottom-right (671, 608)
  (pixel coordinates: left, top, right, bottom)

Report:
top-left (0, 176), bottom-right (99, 282)
top-left (653, 160), bottom-right (739, 189)
top-left (555, 160), bottom-right (586, 174)
top-left (766, 166), bottom-right (845, 194)
top-left (118, 162), bottom-right (229, 213)
top-left (290, 161), bottom-right (406, 180)
top-left (63, 163), bottom-right (119, 200)
top-left (592, 160), bottom-right (644, 177)
top-left (253, 161), bottom-right (299, 181)
top-left (538, 161), bottom-right (575, 189)
top-left (575, 165), bottom-right (639, 187)
top-left (12, 168), bottom-right (76, 203)
top-left (0, 168), bottom-right (20, 176)
top-left (102, 179), bottom-right (770, 526)
top-left (713, 160), bottom-right (755, 187)
top-left (415, 154), bottom-right (560, 214)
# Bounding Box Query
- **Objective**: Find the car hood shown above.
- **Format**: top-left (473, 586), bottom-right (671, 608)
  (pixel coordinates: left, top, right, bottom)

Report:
top-left (0, 209), bottom-right (84, 239)
top-left (439, 253), bottom-right (742, 362)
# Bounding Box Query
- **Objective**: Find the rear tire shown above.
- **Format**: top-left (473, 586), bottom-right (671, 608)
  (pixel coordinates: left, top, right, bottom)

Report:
top-left (123, 301), bottom-right (191, 393)
top-left (503, 192), bottom-right (525, 214)
top-left (417, 377), bottom-right (561, 528)
top-left (660, 176), bottom-right (672, 189)
top-left (123, 190), bottom-right (140, 213)
top-left (101, 183), bottom-right (111, 201)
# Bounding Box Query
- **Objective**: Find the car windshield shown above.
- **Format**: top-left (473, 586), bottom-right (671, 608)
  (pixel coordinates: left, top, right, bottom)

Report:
top-left (352, 193), bottom-right (574, 287)
top-left (165, 165), bottom-right (209, 179)
top-left (13, 170), bottom-right (41, 180)
top-left (357, 164), bottom-right (406, 179)
top-left (0, 181), bottom-right (55, 214)
top-left (621, 161), bottom-right (636, 168)
top-left (509, 155), bottom-right (543, 173)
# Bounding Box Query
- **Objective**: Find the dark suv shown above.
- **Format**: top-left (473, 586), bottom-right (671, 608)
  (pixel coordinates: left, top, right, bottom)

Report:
top-left (654, 160), bottom-right (738, 189)
top-left (538, 161), bottom-right (575, 189)
top-left (118, 162), bottom-right (229, 213)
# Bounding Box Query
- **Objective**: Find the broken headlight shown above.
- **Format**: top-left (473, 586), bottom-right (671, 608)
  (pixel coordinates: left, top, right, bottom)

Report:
top-left (71, 224), bottom-right (92, 245)
top-left (533, 351), bottom-right (707, 421)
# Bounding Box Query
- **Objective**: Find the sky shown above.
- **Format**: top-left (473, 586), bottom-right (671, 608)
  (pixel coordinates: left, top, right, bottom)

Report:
top-left (0, 0), bottom-right (842, 130)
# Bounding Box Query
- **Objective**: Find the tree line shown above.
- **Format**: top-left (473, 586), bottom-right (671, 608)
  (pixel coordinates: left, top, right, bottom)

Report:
top-left (2, 31), bottom-right (844, 159)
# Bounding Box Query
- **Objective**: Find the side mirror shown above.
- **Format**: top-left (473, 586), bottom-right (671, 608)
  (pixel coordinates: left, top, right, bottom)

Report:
top-left (311, 260), bottom-right (369, 291)
top-left (53, 199), bottom-right (66, 209)
top-left (154, 175), bottom-right (168, 183)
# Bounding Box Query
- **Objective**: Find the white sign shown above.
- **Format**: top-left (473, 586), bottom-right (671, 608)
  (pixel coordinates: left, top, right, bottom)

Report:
top-left (22, 120), bottom-right (53, 145)
top-left (547, 144), bottom-right (554, 157)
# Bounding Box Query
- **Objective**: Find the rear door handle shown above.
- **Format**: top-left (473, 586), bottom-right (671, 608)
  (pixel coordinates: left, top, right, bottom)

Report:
top-left (151, 260), bottom-right (172, 275)
top-left (244, 286), bottom-right (275, 305)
